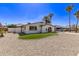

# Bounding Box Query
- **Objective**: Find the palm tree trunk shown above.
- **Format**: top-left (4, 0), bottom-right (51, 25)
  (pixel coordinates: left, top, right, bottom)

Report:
top-left (75, 18), bottom-right (79, 32)
top-left (69, 11), bottom-right (71, 32)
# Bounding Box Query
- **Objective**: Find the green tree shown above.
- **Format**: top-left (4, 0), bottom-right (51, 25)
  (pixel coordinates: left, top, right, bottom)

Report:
top-left (0, 28), bottom-right (4, 37)
top-left (7, 24), bottom-right (17, 28)
top-left (43, 13), bottom-right (53, 24)
top-left (66, 5), bottom-right (73, 32)
top-left (74, 10), bottom-right (79, 32)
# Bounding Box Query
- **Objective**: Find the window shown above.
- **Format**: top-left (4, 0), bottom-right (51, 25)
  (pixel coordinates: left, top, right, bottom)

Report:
top-left (29, 26), bottom-right (37, 31)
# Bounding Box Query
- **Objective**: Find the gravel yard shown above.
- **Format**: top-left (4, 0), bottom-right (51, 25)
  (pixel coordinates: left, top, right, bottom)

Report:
top-left (0, 32), bottom-right (79, 56)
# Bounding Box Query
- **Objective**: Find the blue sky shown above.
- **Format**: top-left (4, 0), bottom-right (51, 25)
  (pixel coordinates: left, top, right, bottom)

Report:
top-left (0, 3), bottom-right (79, 26)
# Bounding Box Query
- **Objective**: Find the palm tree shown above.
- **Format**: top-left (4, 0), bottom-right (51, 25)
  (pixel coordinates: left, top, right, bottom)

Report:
top-left (44, 16), bottom-right (48, 24)
top-left (43, 13), bottom-right (53, 24)
top-left (48, 13), bottom-right (53, 24)
top-left (42, 13), bottom-right (53, 33)
top-left (48, 13), bottom-right (53, 20)
top-left (74, 10), bottom-right (79, 32)
top-left (66, 5), bottom-right (73, 32)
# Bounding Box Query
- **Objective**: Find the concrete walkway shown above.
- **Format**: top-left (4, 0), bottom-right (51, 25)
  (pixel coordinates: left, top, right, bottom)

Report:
top-left (0, 32), bottom-right (79, 56)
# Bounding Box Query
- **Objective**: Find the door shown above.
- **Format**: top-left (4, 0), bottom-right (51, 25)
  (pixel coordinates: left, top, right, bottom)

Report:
top-left (48, 27), bottom-right (52, 32)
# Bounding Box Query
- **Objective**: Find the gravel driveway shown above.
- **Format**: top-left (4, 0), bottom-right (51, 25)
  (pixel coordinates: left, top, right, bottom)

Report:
top-left (0, 32), bottom-right (79, 56)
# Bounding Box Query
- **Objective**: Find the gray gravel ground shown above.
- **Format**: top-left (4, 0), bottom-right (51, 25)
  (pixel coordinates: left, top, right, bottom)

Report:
top-left (0, 32), bottom-right (79, 56)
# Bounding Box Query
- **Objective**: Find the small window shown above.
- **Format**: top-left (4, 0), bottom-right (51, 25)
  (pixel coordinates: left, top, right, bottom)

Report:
top-left (29, 26), bottom-right (37, 31)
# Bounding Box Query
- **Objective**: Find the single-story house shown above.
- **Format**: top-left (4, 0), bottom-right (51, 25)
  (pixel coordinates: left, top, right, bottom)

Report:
top-left (8, 22), bottom-right (55, 34)
top-left (8, 14), bottom-right (55, 34)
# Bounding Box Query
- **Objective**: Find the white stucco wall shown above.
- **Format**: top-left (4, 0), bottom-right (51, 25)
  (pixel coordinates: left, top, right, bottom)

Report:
top-left (24, 24), bottom-right (55, 34)
top-left (42, 25), bottom-right (55, 33)
top-left (24, 24), bottom-right (41, 34)
top-left (8, 23), bottom-right (55, 34)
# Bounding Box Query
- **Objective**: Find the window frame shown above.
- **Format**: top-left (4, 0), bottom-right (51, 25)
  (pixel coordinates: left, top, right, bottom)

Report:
top-left (29, 26), bottom-right (37, 31)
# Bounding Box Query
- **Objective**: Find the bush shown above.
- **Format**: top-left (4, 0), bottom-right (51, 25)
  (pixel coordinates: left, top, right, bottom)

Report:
top-left (0, 28), bottom-right (4, 37)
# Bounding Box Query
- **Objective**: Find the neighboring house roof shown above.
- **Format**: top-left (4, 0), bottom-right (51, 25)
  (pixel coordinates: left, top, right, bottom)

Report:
top-left (54, 25), bottom-right (69, 29)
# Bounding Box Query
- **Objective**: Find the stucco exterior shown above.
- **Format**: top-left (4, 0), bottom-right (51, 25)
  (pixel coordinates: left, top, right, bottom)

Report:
top-left (23, 23), bottom-right (55, 34)
top-left (8, 14), bottom-right (55, 34)
top-left (42, 25), bottom-right (55, 33)
top-left (8, 23), bottom-right (55, 34)
top-left (23, 24), bottom-right (41, 34)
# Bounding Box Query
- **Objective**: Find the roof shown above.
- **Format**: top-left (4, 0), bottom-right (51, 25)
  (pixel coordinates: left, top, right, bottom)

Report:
top-left (7, 22), bottom-right (54, 28)
top-left (23, 22), bottom-right (44, 26)
top-left (27, 22), bottom-right (43, 25)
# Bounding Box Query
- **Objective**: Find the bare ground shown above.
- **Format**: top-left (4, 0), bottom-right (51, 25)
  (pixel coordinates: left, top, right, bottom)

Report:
top-left (0, 32), bottom-right (79, 56)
